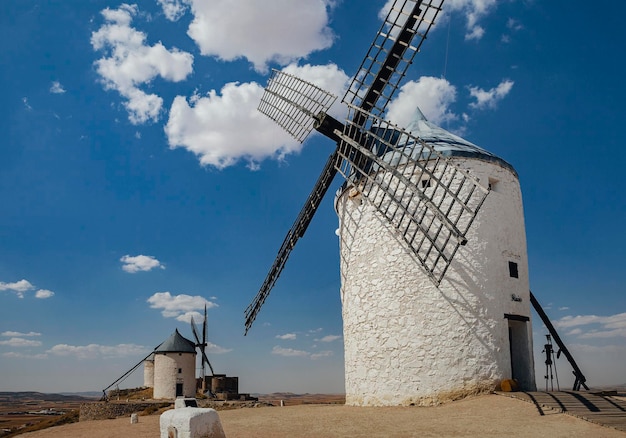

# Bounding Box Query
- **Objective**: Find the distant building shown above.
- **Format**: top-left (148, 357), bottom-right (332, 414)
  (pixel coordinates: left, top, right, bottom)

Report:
top-left (143, 353), bottom-right (155, 388)
top-left (148, 329), bottom-right (197, 399)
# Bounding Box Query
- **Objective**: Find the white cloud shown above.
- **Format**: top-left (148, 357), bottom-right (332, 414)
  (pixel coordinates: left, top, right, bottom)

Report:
top-left (507, 18), bottom-right (523, 32)
top-left (271, 345), bottom-right (310, 357)
top-left (468, 79), bottom-right (514, 110)
top-left (185, 0), bottom-right (335, 73)
top-left (22, 97), bottom-right (32, 110)
top-left (554, 312), bottom-right (626, 340)
top-left (386, 76), bottom-right (458, 128)
top-left (47, 343), bottom-right (149, 360)
top-left (3, 352), bottom-right (48, 359)
top-left (175, 311), bottom-right (203, 324)
top-left (276, 333), bottom-right (297, 340)
top-left (35, 289), bottom-right (55, 299)
top-left (50, 81), bottom-right (66, 94)
top-left (318, 335), bottom-right (341, 343)
top-left (2, 331), bottom-right (41, 337)
top-left (147, 291), bottom-right (217, 319)
top-left (0, 337), bottom-right (43, 347)
top-left (165, 63), bottom-right (349, 169)
top-left (558, 306), bottom-right (570, 311)
top-left (207, 342), bottom-right (232, 354)
top-left (446, 0), bottom-right (498, 41)
top-left (120, 254), bottom-right (164, 273)
top-left (158, 0), bottom-right (188, 21)
top-left (0, 279), bottom-right (35, 298)
top-left (311, 350), bottom-right (333, 360)
top-left (91, 4), bottom-right (194, 124)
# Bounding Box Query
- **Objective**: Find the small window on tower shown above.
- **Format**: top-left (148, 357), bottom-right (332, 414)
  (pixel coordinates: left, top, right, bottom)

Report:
top-left (421, 178), bottom-right (431, 188)
top-left (178, 368), bottom-right (182, 374)
top-left (489, 178), bottom-right (499, 192)
top-left (509, 261), bottom-right (519, 278)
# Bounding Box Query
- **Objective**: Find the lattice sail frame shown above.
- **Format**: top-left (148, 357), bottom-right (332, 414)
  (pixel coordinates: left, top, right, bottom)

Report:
top-left (336, 104), bottom-right (490, 284)
top-left (343, 0), bottom-right (444, 118)
top-left (258, 69), bottom-right (338, 143)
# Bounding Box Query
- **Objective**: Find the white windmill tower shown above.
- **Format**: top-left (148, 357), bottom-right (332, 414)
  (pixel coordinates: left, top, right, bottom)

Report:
top-left (245, 0), bottom-right (587, 406)
top-left (152, 329), bottom-right (197, 400)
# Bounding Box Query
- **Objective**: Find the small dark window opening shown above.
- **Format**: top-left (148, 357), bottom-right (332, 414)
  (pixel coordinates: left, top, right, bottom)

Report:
top-left (488, 178), bottom-right (499, 192)
top-left (509, 261), bottom-right (519, 278)
top-left (178, 368), bottom-right (182, 374)
top-left (421, 178), bottom-right (431, 188)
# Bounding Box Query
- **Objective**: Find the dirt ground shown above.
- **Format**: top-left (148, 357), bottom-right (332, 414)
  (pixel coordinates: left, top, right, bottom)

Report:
top-left (18, 394), bottom-right (626, 437)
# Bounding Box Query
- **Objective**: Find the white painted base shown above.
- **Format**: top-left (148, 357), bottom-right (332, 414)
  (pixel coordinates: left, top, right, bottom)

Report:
top-left (160, 408), bottom-right (225, 438)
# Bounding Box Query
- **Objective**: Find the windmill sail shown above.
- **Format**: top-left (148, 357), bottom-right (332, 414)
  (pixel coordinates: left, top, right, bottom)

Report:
top-left (344, 0), bottom-right (444, 119)
top-left (337, 104), bottom-right (489, 284)
top-left (191, 307), bottom-right (215, 378)
top-left (246, 0), bottom-right (447, 333)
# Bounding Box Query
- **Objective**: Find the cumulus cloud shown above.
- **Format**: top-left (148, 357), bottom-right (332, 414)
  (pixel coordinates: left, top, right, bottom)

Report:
top-left (318, 335), bottom-right (341, 343)
top-left (311, 350), bottom-right (334, 360)
top-left (276, 333), bottom-right (297, 340)
top-left (185, 0), bottom-right (335, 73)
top-left (206, 342), bottom-right (232, 354)
top-left (446, 0), bottom-right (497, 41)
top-left (271, 345), bottom-right (310, 357)
top-left (120, 254), bottom-right (165, 273)
top-left (0, 337), bottom-right (43, 348)
top-left (556, 312), bottom-right (626, 339)
top-left (91, 4), bottom-right (194, 124)
top-left (147, 291), bottom-right (217, 320)
top-left (157, 0), bottom-right (188, 21)
top-left (386, 76), bottom-right (458, 128)
top-left (468, 79), bottom-right (514, 110)
top-left (0, 280), bottom-right (53, 299)
top-left (50, 81), bottom-right (66, 94)
top-left (0, 279), bottom-right (35, 298)
top-left (35, 289), bottom-right (55, 299)
top-left (165, 63), bottom-right (349, 169)
top-left (3, 352), bottom-right (48, 360)
top-left (2, 331), bottom-right (41, 337)
top-left (47, 343), bottom-right (149, 360)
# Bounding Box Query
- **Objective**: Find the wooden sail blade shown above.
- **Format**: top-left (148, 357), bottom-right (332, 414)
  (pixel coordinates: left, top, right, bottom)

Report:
top-left (336, 105), bottom-right (489, 284)
top-left (258, 69), bottom-right (337, 143)
top-left (244, 151), bottom-right (340, 333)
top-left (343, 0), bottom-right (444, 120)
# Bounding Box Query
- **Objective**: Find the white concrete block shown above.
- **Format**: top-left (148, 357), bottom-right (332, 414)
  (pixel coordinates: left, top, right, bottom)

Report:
top-left (160, 408), bottom-right (226, 438)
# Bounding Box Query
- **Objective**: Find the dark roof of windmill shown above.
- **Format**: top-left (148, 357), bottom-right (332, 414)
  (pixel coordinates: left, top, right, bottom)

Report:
top-left (374, 107), bottom-right (516, 176)
top-left (154, 329), bottom-right (196, 354)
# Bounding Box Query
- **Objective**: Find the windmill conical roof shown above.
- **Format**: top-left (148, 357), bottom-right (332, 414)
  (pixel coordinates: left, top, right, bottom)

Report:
top-left (154, 329), bottom-right (196, 354)
top-left (400, 106), bottom-right (516, 175)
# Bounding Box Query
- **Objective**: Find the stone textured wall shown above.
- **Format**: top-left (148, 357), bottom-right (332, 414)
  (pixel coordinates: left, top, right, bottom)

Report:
top-left (335, 158), bottom-right (535, 406)
top-left (153, 352), bottom-right (196, 399)
top-left (79, 402), bottom-right (166, 421)
top-left (144, 360), bottom-right (154, 388)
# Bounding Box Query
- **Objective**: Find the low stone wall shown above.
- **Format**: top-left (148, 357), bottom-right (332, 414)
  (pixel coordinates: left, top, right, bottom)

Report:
top-left (79, 401), bottom-right (171, 421)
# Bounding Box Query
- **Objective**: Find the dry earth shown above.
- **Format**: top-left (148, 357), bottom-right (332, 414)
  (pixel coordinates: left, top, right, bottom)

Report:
top-left (17, 394), bottom-right (626, 438)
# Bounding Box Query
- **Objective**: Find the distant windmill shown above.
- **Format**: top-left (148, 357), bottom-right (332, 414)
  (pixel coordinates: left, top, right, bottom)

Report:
top-left (246, 0), bottom-right (587, 405)
top-left (190, 305), bottom-right (215, 392)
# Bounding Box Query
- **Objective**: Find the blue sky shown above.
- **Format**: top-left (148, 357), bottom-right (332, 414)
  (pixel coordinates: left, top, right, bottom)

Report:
top-left (1, 0), bottom-right (625, 394)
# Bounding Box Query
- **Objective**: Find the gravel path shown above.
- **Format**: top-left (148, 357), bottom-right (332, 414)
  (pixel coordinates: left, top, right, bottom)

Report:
top-left (19, 394), bottom-right (626, 437)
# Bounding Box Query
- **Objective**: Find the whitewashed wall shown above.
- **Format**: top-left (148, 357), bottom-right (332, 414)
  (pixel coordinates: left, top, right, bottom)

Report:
top-left (335, 157), bottom-right (535, 406)
top-left (153, 353), bottom-right (196, 400)
top-left (143, 359), bottom-right (154, 388)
